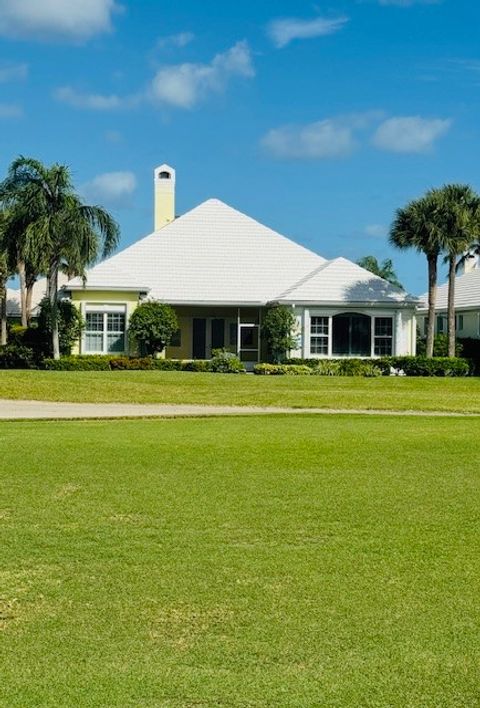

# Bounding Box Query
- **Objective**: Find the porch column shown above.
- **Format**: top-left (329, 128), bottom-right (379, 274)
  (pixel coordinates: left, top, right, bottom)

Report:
top-left (395, 310), bottom-right (403, 355)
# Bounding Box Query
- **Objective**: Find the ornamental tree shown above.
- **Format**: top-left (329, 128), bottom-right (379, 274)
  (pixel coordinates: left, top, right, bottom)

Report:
top-left (262, 305), bottom-right (297, 363)
top-left (128, 301), bottom-right (178, 356)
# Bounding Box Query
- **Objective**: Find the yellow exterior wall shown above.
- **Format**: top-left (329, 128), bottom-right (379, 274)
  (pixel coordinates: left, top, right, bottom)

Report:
top-left (165, 306), bottom-right (241, 359)
top-left (71, 290), bottom-right (141, 355)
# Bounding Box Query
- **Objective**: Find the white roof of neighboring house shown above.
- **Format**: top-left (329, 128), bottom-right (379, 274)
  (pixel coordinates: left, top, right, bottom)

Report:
top-left (6, 272), bottom-right (70, 317)
top-left (67, 198), bottom-right (417, 307)
top-left (419, 268), bottom-right (480, 312)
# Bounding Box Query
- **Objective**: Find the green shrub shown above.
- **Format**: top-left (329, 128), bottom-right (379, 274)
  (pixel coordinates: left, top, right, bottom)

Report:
top-left (382, 356), bottom-right (471, 377)
top-left (208, 348), bottom-right (245, 373)
top-left (262, 306), bottom-right (297, 363)
top-left (417, 334), bottom-right (463, 357)
top-left (287, 356), bottom-right (471, 377)
top-left (37, 298), bottom-right (84, 357)
top-left (43, 355), bottom-right (113, 371)
top-left (109, 357), bottom-right (155, 370)
top-left (0, 344), bottom-right (37, 369)
top-left (254, 364), bottom-right (312, 375)
top-left (128, 302), bottom-right (178, 355)
top-left (181, 360), bottom-right (209, 372)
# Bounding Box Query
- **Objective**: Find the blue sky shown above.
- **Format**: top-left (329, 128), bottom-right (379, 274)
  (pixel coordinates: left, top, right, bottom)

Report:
top-left (1, 0), bottom-right (479, 294)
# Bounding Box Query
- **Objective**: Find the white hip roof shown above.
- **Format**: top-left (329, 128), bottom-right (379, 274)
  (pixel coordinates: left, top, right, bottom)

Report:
top-left (419, 269), bottom-right (480, 312)
top-left (66, 198), bottom-right (417, 307)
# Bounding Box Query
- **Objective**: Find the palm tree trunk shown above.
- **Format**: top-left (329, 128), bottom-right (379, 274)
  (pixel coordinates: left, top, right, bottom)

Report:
top-left (47, 264), bottom-right (60, 360)
top-left (426, 253), bottom-right (438, 358)
top-left (0, 289), bottom-right (7, 346)
top-left (25, 275), bottom-right (36, 326)
top-left (17, 259), bottom-right (27, 328)
top-left (447, 254), bottom-right (456, 357)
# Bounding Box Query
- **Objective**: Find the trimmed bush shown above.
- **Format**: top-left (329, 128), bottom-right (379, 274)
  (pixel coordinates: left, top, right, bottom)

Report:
top-left (43, 355), bottom-right (113, 371)
top-left (381, 356), bottom-right (471, 377)
top-left (128, 302), bottom-right (178, 356)
top-left (285, 356), bottom-right (471, 377)
top-left (0, 344), bottom-right (37, 369)
top-left (208, 348), bottom-right (245, 373)
top-left (254, 364), bottom-right (312, 375)
top-left (181, 360), bottom-right (210, 372)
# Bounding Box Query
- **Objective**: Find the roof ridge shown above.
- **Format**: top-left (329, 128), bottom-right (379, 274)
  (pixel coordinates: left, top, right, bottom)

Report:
top-left (274, 259), bottom-right (333, 299)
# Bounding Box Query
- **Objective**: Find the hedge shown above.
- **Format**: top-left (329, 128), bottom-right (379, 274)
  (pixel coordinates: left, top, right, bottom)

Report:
top-left (42, 355), bottom-right (239, 373)
top-left (279, 356), bottom-right (472, 377)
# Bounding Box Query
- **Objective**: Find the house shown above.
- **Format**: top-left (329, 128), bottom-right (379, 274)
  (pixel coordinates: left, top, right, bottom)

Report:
top-left (62, 164), bottom-right (417, 363)
top-left (418, 255), bottom-right (480, 339)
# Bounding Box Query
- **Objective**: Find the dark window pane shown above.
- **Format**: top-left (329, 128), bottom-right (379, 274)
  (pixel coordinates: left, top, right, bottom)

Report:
top-left (374, 317), bottom-right (392, 337)
top-left (374, 337), bottom-right (392, 356)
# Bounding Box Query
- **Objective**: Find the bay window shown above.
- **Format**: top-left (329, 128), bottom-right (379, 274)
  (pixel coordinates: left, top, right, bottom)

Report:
top-left (308, 312), bottom-right (395, 358)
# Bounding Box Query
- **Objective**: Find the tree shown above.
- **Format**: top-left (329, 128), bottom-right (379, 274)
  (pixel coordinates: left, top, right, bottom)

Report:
top-left (390, 194), bottom-right (444, 358)
top-left (0, 157), bottom-right (119, 358)
top-left (36, 297), bottom-right (84, 357)
top-left (0, 251), bottom-right (8, 346)
top-left (262, 306), bottom-right (297, 363)
top-left (429, 185), bottom-right (480, 357)
top-left (357, 256), bottom-right (403, 289)
top-left (128, 302), bottom-right (178, 356)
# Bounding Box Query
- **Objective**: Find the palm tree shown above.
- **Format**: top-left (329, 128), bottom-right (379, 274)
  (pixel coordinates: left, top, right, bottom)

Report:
top-left (0, 157), bottom-right (119, 358)
top-left (429, 185), bottom-right (480, 357)
top-left (0, 197), bottom-right (46, 326)
top-left (390, 194), bottom-right (443, 358)
top-left (356, 255), bottom-right (403, 289)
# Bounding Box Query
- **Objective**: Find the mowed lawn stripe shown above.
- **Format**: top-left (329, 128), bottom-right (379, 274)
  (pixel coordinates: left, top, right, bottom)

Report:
top-left (1, 370), bottom-right (480, 412)
top-left (0, 415), bottom-right (479, 706)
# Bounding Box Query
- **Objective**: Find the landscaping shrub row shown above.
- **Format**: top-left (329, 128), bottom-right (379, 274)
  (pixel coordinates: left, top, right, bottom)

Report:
top-left (42, 349), bottom-right (245, 374)
top-left (255, 360), bottom-right (383, 377)
top-left (277, 356), bottom-right (472, 377)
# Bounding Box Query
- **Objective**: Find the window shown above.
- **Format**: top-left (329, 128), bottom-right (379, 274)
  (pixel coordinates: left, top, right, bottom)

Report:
top-left (84, 311), bottom-right (126, 354)
top-left (332, 313), bottom-right (371, 356)
top-left (456, 314), bottom-right (464, 332)
top-left (436, 315), bottom-right (445, 334)
top-left (374, 317), bottom-right (393, 356)
top-left (170, 328), bottom-right (182, 347)
top-left (310, 316), bottom-right (329, 355)
top-left (229, 322), bottom-right (238, 347)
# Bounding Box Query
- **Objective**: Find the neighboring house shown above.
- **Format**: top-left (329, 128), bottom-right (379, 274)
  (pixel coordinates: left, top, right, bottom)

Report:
top-left (63, 164), bottom-right (418, 365)
top-left (418, 255), bottom-right (480, 340)
top-left (6, 273), bottom-right (70, 320)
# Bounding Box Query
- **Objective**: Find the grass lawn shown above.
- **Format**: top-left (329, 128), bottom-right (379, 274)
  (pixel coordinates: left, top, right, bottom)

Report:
top-left (1, 415), bottom-right (480, 706)
top-left (1, 369), bottom-right (480, 412)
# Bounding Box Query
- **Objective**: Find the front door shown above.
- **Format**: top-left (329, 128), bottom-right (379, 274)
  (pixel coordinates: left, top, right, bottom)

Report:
top-left (192, 318), bottom-right (207, 359)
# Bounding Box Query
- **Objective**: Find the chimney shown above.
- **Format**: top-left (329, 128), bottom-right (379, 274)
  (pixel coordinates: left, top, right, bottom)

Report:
top-left (154, 164), bottom-right (175, 231)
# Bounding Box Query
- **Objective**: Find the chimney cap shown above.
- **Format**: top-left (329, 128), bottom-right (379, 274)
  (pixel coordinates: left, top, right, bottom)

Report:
top-left (155, 163), bottom-right (175, 182)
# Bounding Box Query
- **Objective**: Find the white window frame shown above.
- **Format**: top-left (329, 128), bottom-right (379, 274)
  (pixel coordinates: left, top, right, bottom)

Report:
top-left (305, 309), bottom-right (396, 358)
top-left (83, 304), bottom-right (127, 355)
top-left (309, 316), bottom-right (329, 356)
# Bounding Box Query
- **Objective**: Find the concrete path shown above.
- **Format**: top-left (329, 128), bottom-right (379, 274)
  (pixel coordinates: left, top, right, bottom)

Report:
top-left (0, 399), bottom-right (478, 420)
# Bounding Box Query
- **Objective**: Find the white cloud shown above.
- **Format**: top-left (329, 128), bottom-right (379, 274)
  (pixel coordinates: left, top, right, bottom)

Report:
top-left (54, 86), bottom-right (128, 110)
top-left (0, 0), bottom-right (121, 42)
top-left (261, 113), bottom-right (381, 160)
top-left (372, 116), bottom-right (451, 153)
top-left (0, 61), bottom-right (28, 82)
top-left (0, 102), bottom-right (23, 117)
top-left (149, 40), bottom-right (254, 108)
top-left (262, 119), bottom-right (356, 159)
top-left (365, 224), bottom-right (387, 238)
top-left (156, 31), bottom-right (194, 50)
top-left (82, 171), bottom-right (136, 207)
top-left (267, 16), bottom-right (348, 48)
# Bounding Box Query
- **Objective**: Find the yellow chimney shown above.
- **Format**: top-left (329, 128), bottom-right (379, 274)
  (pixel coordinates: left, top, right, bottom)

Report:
top-left (154, 164), bottom-right (175, 231)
